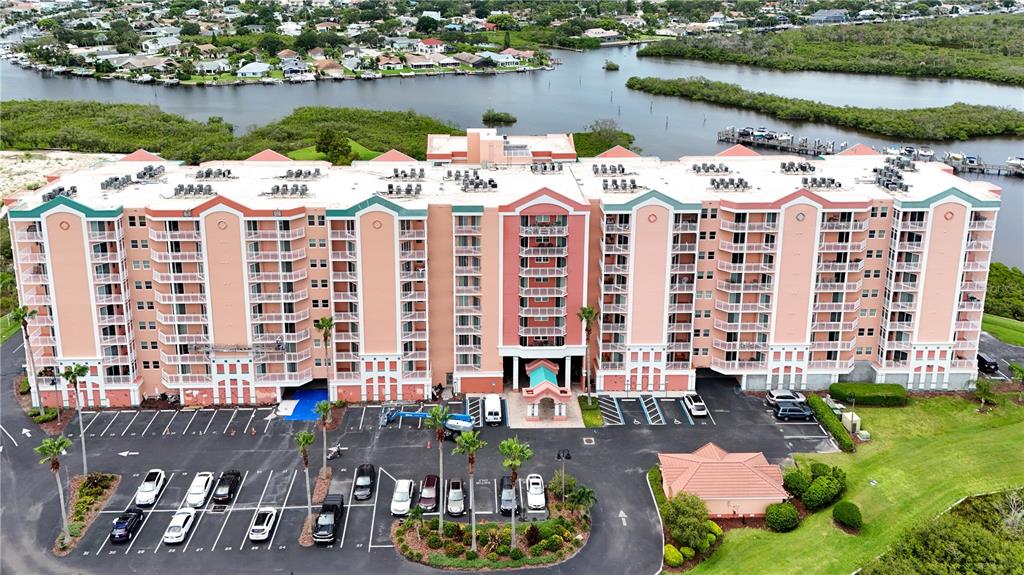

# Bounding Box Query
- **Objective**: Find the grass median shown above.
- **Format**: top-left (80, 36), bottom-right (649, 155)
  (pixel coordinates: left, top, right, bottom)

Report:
top-left (576, 396), bottom-right (604, 428)
top-left (982, 313), bottom-right (1024, 347)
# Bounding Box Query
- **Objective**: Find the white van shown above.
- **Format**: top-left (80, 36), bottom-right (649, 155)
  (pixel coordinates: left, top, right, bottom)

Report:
top-left (484, 394), bottom-right (502, 426)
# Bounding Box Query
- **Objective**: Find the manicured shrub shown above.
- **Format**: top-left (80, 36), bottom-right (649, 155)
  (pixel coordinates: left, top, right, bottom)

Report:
top-left (496, 526), bottom-right (512, 546)
top-left (509, 547), bottom-right (524, 560)
top-left (833, 500), bottom-right (863, 530)
top-left (412, 551), bottom-right (423, 561)
top-left (831, 466), bottom-right (847, 494)
top-left (464, 550), bottom-right (477, 560)
top-left (810, 462), bottom-right (831, 480)
top-left (706, 520), bottom-right (723, 537)
top-left (830, 383), bottom-right (907, 406)
top-left (27, 407), bottom-right (40, 417)
top-left (661, 491), bottom-right (712, 552)
top-left (444, 541), bottom-right (463, 557)
top-left (426, 534), bottom-right (443, 549)
top-left (18, 378), bottom-right (30, 395)
top-left (679, 546), bottom-right (695, 560)
top-left (530, 542), bottom-right (545, 556)
top-left (548, 470), bottom-right (578, 500)
top-left (477, 530), bottom-right (490, 546)
top-left (461, 531), bottom-right (472, 546)
top-left (705, 532), bottom-right (717, 547)
top-left (765, 502), bottom-right (800, 532)
top-left (333, 399), bottom-right (346, 408)
top-left (545, 534), bottom-right (563, 552)
top-left (496, 544), bottom-right (510, 556)
top-left (400, 543), bottom-right (410, 554)
top-left (783, 468), bottom-right (811, 498)
top-left (525, 524), bottom-right (542, 546)
top-left (803, 476), bottom-right (842, 511)
top-left (443, 521), bottom-right (461, 538)
top-left (395, 524), bottom-right (406, 537)
top-left (486, 552), bottom-right (498, 562)
top-left (427, 518), bottom-right (439, 530)
top-left (664, 544), bottom-right (684, 568)
top-left (34, 409), bottom-right (58, 423)
top-left (807, 395), bottom-right (855, 452)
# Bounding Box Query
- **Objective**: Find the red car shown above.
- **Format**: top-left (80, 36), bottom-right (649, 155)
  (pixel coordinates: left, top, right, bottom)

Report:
top-left (418, 474), bottom-right (440, 511)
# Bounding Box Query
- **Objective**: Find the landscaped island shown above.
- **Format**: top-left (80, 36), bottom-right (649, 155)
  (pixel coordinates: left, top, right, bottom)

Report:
top-left (636, 14), bottom-right (1024, 86)
top-left (625, 76), bottom-right (1024, 141)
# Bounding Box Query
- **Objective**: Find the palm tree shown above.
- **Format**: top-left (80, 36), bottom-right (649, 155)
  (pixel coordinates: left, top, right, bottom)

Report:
top-left (314, 400), bottom-right (333, 474)
top-left (62, 363), bottom-right (89, 476)
top-left (314, 316), bottom-right (334, 368)
top-left (296, 431), bottom-right (315, 519)
top-left (11, 306), bottom-right (38, 388)
top-left (425, 404), bottom-right (449, 535)
top-left (577, 306), bottom-right (597, 405)
top-left (453, 431), bottom-right (487, 552)
top-left (36, 436), bottom-right (73, 541)
top-left (498, 436), bottom-right (534, 548)
top-left (566, 485), bottom-right (597, 519)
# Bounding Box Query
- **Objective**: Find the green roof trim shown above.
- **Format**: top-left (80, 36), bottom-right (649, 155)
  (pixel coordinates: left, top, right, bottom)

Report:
top-left (326, 196), bottom-right (427, 218)
top-left (8, 195), bottom-right (123, 219)
top-left (897, 187), bottom-right (1000, 210)
top-left (452, 205), bottom-right (485, 214)
top-left (603, 190), bottom-right (702, 212)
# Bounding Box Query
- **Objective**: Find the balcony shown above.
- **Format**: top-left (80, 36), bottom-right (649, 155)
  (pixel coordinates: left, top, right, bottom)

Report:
top-left (333, 291), bottom-right (358, 302)
top-left (605, 223), bottom-right (632, 233)
top-left (90, 252), bottom-right (124, 264)
top-left (521, 306), bottom-right (566, 317)
top-left (331, 271), bottom-right (357, 282)
top-left (333, 312), bottom-right (359, 322)
top-left (884, 340), bottom-right (912, 350)
top-left (717, 261), bottom-right (774, 274)
top-left (817, 260), bottom-right (865, 273)
top-left (520, 267), bottom-right (566, 277)
top-left (816, 280), bottom-right (862, 292)
top-left (520, 286), bottom-right (567, 298)
top-left (253, 329), bottom-right (311, 344)
top-left (670, 282), bottom-right (694, 293)
top-left (952, 339), bottom-right (977, 350)
top-left (456, 265), bottom-right (482, 275)
top-left (886, 321), bottom-right (914, 331)
top-left (455, 344), bottom-right (482, 354)
top-left (94, 273), bottom-right (127, 285)
top-left (672, 243), bottom-right (697, 252)
top-left (16, 251), bottom-right (47, 263)
top-left (329, 229), bottom-right (356, 240)
top-left (403, 369), bottom-right (432, 382)
top-left (156, 312), bottom-right (208, 324)
top-left (94, 292), bottom-right (127, 305)
top-left (717, 280), bottom-right (774, 293)
top-left (162, 374), bottom-right (214, 386)
top-left (715, 320), bottom-right (769, 332)
top-left (104, 375), bottom-right (138, 386)
top-left (97, 314), bottom-right (126, 325)
top-left (896, 220), bottom-right (927, 231)
top-left (720, 241), bottom-right (777, 253)
top-left (955, 321), bottom-right (981, 331)
top-left (400, 269), bottom-right (427, 281)
top-left (152, 271), bottom-right (205, 283)
top-left (604, 244), bottom-right (630, 255)
top-left (673, 221), bottom-right (699, 233)
top-left (520, 246), bottom-right (567, 257)
top-left (259, 349), bottom-right (313, 363)
top-left (891, 281), bottom-right (919, 292)
top-left (819, 240), bottom-right (867, 252)
top-left (889, 300), bottom-right (917, 312)
top-left (158, 332), bottom-right (210, 345)
top-left (160, 352), bottom-right (208, 364)
top-left (813, 300), bottom-right (860, 312)
top-left (14, 230), bottom-right (44, 242)
top-left (149, 229), bottom-right (201, 242)
top-left (249, 289), bottom-right (308, 303)
top-left (29, 334), bottom-right (57, 347)
top-left (713, 339), bottom-right (768, 352)
top-left (601, 323), bottom-right (626, 333)
top-left (962, 261), bottom-right (989, 272)
top-left (400, 249), bottom-right (427, 260)
top-left (521, 225), bottom-right (567, 237)
top-left (247, 249), bottom-right (306, 262)
top-left (671, 264), bottom-right (696, 274)
top-left (519, 326), bottom-right (567, 337)
top-left (402, 310), bottom-right (427, 321)
top-left (400, 289), bottom-right (427, 301)
top-left (331, 250), bottom-right (357, 261)
top-left (808, 359), bottom-right (855, 370)
top-left (402, 350), bottom-right (428, 361)
top-left (602, 283), bottom-right (628, 294)
top-left (811, 321), bottom-right (858, 332)
top-left (334, 330), bottom-right (360, 343)
top-left (453, 225), bottom-right (481, 235)
top-left (968, 219), bottom-right (996, 231)
top-left (711, 358), bottom-right (766, 371)
top-left (669, 303), bottom-right (694, 313)
top-left (399, 228), bottom-right (427, 241)
top-left (950, 359), bottom-right (975, 369)
top-left (666, 362), bottom-right (691, 370)
top-left (960, 281), bottom-right (986, 292)
top-left (249, 270), bottom-right (308, 283)
top-left (600, 361), bottom-right (625, 370)
top-left (966, 240), bottom-right (992, 251)
top-left (152, 250), bottom-right (203, 263)
top-left (602, 303), bottom-right (627, 314)
top-left (601, 342), bottom-right (626, 352)
top-left (254, 369), bottom-right (313, 385)
top-left (245, 228), bottom-right (306, 241)
top-left (720, 220), bottom-right (778, 232)
top-left (811, 340), bottom-right (855, 351)
top-left (23, 293), bottom-right (52, 306)
top-left (454, 324), bottom-right (481, 336)
top-left (820, 220), bottom-right (868, 232)
top-left (453, 306), bottom-right (480, 316)
top-left (668, 322), bottom-right (693, 333)
top-left (455, 284), bottom-right (482, 296)
top-left (333, 371), bottom-right (362, 382)
top-left (958, 300), bottom-right (984, 311)
top-left (715, 301), bottom-right (771, 313)
top-left (667, 341), bottom-right (692, 352)
top-left (27, 315), bottom-right (55, 327)
top-left (87, 229), bottom-right (124, 242)
top-left (894, 241), bottom-right (923, 252)
top-left (21, 273), bottom-right (49, 284)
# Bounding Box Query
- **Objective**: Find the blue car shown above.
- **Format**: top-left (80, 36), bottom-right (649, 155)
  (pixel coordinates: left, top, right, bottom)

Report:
top-left (109, 507), bottom-right (144, 543)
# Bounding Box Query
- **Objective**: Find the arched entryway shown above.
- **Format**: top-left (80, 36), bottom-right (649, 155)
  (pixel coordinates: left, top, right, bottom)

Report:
top-left (538, 397), bottom-right (556, 421)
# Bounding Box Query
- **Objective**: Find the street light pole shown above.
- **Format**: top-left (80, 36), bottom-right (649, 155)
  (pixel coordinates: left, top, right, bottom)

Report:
top-left (556, 449), bottom-right (571, 499)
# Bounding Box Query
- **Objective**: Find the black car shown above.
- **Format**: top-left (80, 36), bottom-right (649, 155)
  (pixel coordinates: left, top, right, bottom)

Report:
top-left (353, 464), bottom-right (375, 501)
top-left (312, 494), bottom-right (344, 545)
top-left (499, 476), bottom-right (519, 516)
top-left (109, 507), bottom-right (144, 543)
top-left (211, 470), bottom-right (242, 503)
top-left (977, 353), bottom-right (999, 374)
top-left (774, 402), bottom-right (814, 422)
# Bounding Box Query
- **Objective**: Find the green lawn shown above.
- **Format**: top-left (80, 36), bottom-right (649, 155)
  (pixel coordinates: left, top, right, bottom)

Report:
top-left (286, 140), bottom-right (381, 163)
top-left (576, 395), bottom-right (604, 428)
top-left (0, 313), bottom-right (20, 344)
top-left (982, 313), bottom-right (1024, 347)
top-left (692, 394), bottom-right (1024, 575)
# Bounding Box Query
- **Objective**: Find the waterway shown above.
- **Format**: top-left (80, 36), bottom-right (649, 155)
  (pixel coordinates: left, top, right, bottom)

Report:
top-left (2, 45), bottom-right (1021, 265)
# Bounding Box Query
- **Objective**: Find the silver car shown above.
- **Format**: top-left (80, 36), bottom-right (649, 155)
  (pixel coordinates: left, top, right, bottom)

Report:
top-left (766, 390), bottom-right (806, 406)
top-left (185, 472), bottom-right (214, 508)
top-left (683, 393), bottom-right (708, 417)
top-left (391, 479), bottom-right (415, 516)
top-left (446, 479), bottom-right (466, 517)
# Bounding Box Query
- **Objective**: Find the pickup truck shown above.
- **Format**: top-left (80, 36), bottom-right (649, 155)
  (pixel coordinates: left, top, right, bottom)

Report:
top-left (312, 494), bottom-right (344, 544)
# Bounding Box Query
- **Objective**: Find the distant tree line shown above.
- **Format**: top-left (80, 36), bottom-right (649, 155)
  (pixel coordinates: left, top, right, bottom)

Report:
top-left (986, 263), bottom-right (1024, 322)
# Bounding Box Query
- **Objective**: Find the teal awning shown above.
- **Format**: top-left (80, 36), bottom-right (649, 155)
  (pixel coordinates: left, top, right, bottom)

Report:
top-left (528, 366), bottom-right (557, 388)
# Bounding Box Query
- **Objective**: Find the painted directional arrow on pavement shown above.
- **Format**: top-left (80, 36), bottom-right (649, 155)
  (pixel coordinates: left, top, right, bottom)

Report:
top-left (618, 510), bottom-right (628, 526)
top-left (21, 428), bottom-right (31, 437)
top-left (117, 451), bottom-right (140, 457)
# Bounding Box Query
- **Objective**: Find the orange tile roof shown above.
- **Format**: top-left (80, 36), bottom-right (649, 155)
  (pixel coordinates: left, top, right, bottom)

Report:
top-left (596, 145), bottom-right (640, 159)
top-left (658, 442), bottom-right (786, 499)
top-left (371, 149), bottom-right (416, 162)
top-left (716, 144), bottom-right (760, 157)
top-left (120, 149), bottom-right (164, 162)
top-left (837, 143), bottom-right (880, 156)
top-left (245, 149), bottom-right (292, 162)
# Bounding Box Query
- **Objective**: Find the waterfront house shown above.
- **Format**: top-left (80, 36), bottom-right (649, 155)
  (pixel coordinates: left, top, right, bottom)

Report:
top-left (279, 58), bottom-right (309, 77)
top-left (196, 59), bottom-right (230, 74)
top-left (618, 15), bottom-right (645, 28)
top-left (501, 47), bottom-right (534, 60)
top-left (315, 21), bottom-right (340, 32)
top-left (808, 8), bottom-right (849, 24)
top-left (308, 47), bottom-right (326, 60)
top-left (453, 52), bottom-right (484, 67)
top-left (477, 51), bottom-right (518, 67)
top-left (420, 10), bottom-right (442, 20)
top-left (658, 444), bottom-right (787, 518)
top-left (415, 38), bottom-right (446, 55)
top-left (404, 53), bottom-right (433, 69)
top-left (583, 28), bottom-right (621, 41)
top-left (342, 56), bottom-right (361, 71)
top-left (142, 36), bottom-right (180, 54)
top-left (377, 55), bottom-right (402, 70)
top-left (118, 55), bottom-right (174, 72)
top-left (427, 53), bottom-right (459, 67)
top-left (236, 61), bottom-right (271, 78)
top-left (315, 59), bottom-right (344, 78)
top-left (385, 37), bottom-right (417, 51)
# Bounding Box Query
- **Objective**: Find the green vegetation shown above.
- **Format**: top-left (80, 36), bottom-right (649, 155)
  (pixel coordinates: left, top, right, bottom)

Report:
top-left (983, 314), bottom-right (1024, 347)
top-left (73, 472), bottom-right (117, 522)
top-left (648, 467), bottom-right (722, 565)
top-left (0, 314), bottom-right (20, 344)
top-left (481, 28), bottom-right (601, 51)
top-left (576, 396), bottom-right (604, 428)
top-left (986, 262), bottom-right (1024, 322)
top-left (572, 119), bottom-right (636, 157)
top-left (832, 501), bottom-right (862, 531)
top-left (765, 502), bottom-right (799, 532)
top-left (481, 109), bottom-right (518, 127)
top-left (0, 101), bottom-right (462, 163)
top-left (18, 378), bottom-right (31, 395)
top-left (625, 76), bottom-right (1024, 141)
top-left (690, 394), bottom-right (1024, 575)
top-left (829, 383), bottom-right (908, 407)
top-left (636, 14), bottom-right (1024, 86)
top-left (807, 395), bottom-right (855, 452)
top-left (860, 490), bottom-right (1024, 574)
top-left (603, 60), bottom-right (619, 71)
top-left (33, 407), bottom-right (59, 424)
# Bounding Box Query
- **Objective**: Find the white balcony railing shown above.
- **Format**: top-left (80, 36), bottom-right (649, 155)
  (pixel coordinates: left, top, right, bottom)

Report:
top-left (152, 271), bottom-right (205, 283)
top-left (399, 228), bottom-right (427, 241)
top-left (717, 281), bottom-right (774, 293)
top-left (333, 291), bottom-right (358, 302)
top-left (149, 229), bottom-right (202, 242)
top-left (253, 329), bottom-right (311, 344)
top-left (249, 290), bottom-right (308, 303)
top-left (521, 306), bottom-right (566, 317)
top-left (155, 292), bottom-right (207, 304)
top-left (713, 339), bottom-right (768, 352)
top-left (521, 246), bottom-right (567, 257)
top-left (158, 332), bottom-right (210, 345)
top-left (162, 374), bottom-right (214, 386)
top-left (519, 326), bottom-right (567, 337)
top-left (720, 220), bottom-right (778, 232)
top-left (160, 352), bottom-right (208, 364)
top-left (520, 286), bottom-right (566, 298)
top-left (810, 340), bottom-right (855, 351)
top-left (807, 359), bottom-right (855, 370)
top-left (817, 260), bottom-right (865, 273)
top-left (819, 240), bottom-right (867, 252)
top-left (819, 219), bottom-right (868, 232)
top-left (813, 300), bottom-right (860, 312)
top-left (245, 227), bottom-right (306, 241)
top-left (329, 229), bottom-right (356, 240)
top-left (151, 250), bottom-right (203, 263)
top-left (891, 260), bottom-right (922, 272)
top-left (520, 267), bottom-right (566, 277)
top-left (715, 320), bottom-right (769, 332)
top-left (156, 312), bottom-right (209, 324)
top-left (521, 225), bottom-right (567, 237)
top-left (254, 369), bottom-right (313, 385)
top-left (97, 314), bottom-right (125, 325)
top-left (720, 241), bottom-right (777, 253)
top-left (400, 250), bottom-right (427, 260)
top-left (811, 321), bottom-right (858, 332)
top-left (717, 261), bottom-right (774, 274)
top-left (715, 301), bottom-right (771, 313)
top-left (247, 249), bottom-right (306, 262)
top-left (249, 270), bottom-right (308, 283)
top-left (251, 310), bottom-right (311, 324)
top-left (401, 289), bottom-right (428, 300)
top-left (331, 250), bottom-right (357, 261)
top-left (711, 358), bottom-right (766, 371)
top-left (331, 271), bottom-right (358, 282)
top-left (454, 225), bottom-right (481, 235)
top-left (968, 219), bottom-right (996, 230)
top-left (816, 281), bottom-right (862, 292)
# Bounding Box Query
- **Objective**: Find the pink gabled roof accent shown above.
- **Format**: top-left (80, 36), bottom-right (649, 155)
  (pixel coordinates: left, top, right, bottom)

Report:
top-left (245, 149), bottom-right (292, 162)
top-left (371, 149), bottom-right (416, 162)
top-left (837, 144), bottom-right (880, 156)
top-left (120, 149), bottom-right (163, 162)
top-left (521, 381), bottom-right (571, 403)
top-left (717, 144), bottom-right (760, 157)
top-left (524, 358), bottom-right (560, 375)
top-left (498, 187), bottom-right (590, 212)
top-left (596, 145), bottom-right (640, 159)
top-left (658, 442), bottom-right (787, 500)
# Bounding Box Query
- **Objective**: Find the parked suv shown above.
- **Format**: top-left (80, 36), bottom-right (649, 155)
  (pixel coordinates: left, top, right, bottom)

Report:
top-left (774, 402), bottom-right (814, 422)
top-left (977, 353), bottom-right (999, 374)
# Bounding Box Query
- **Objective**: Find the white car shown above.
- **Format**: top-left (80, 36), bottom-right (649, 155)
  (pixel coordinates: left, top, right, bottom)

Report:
top-left (185, 472), bottom-right (214, 508)
top-left (248, 507), bottom-right (277, 542)
top-left (525, 474), bottom-right (545, 511)
top-left (135, 469), bottom-right (166, 507)
top-left (765, 390), bottom-right (806, 406)
top-left (391, 479), bottom-right (415, 516)
top-left (162, 508), bottom-right (196, 545)
top-left (683, 393), bottom-right (708, 417)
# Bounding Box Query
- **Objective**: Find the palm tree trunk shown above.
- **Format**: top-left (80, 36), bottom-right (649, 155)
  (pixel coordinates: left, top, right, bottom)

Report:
top-left (510, 469), bottom-right (517, 548)
top-left (54, 470), bottom-right (69, 540)
top-left (76, 386), bottom-right (88, 476)
top-left (584, 333), bottom-right (592, 406)
top-left (469, 464), bottom-right (476, 552)
top-left (321, 425), bottom-right (327, 473)
top-left (437, 440), bottom-right (444, 535)
top-left (21, 323), bottom-right (37, 403)
top-left (304, 464), bottom-right (312, 518)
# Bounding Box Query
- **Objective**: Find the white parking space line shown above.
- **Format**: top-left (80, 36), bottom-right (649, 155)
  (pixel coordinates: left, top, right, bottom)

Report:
top-left (208, 470), bottom-right (249, 552)
top-left (125, 473), bottom-right (176, 554)
top-left (162, 411), bottom-right (179, 435)
top-left (223, 408), bottom-right (239, 435)
top-left (80, 412), bottom-right (103, 435)
top-left (182, 483), bottom-right (219, 552)
top-left (99, 411), bottom-right (122, 436)
top-left (242, 409), bottom-right (257, 435)
top-left (367, 466), bottom-right (383, 552)
top-left (181, 410), bottom-right (200, 435)
top-left (140, 411), bottom-right (160, 436)
top-left (775, 421), bottom-right (821, 425)
top-left (493, 478), bottom-right (498, 514)
top-left (239, 471), bottom-right (275, 551)
top-left (706, 409), bottom-right (717, 426)
top-left (0, 425), bottom-right (19, 447)
top-left (266, 469), bottom-right (297, 550)
top-left (202, 409), bottom-right (217, 435)
top-left (120, 411), bottom-right (141, 437)
top-left (338, 466), bottom-right (360, 550)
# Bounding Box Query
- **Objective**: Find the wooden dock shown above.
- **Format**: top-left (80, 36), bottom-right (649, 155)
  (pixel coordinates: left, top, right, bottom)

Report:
top-left (941, 159), bottom-right (1023, 178)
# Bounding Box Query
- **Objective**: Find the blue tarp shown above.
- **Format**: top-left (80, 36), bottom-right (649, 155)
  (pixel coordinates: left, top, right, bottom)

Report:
top-left (285, 388), bottom-right (329, 421)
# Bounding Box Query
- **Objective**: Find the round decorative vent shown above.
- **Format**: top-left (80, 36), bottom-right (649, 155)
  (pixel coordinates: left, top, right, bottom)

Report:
top-left (59, 221), bottom-right (70, 230)
top-left (372, 219), bottom-right (383, 230)
top-left (795, 212), bottom-right (806, 222)
top-left (648, 213), bottom-right (658, 223)
top-left (944, 211), bottom-right (954, 221)
top-left (217, 220), bottom-right (228, 230)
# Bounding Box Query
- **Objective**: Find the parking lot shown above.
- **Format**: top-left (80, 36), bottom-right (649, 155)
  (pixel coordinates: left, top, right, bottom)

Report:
top-left (66, 407), bottom-right (308, 442)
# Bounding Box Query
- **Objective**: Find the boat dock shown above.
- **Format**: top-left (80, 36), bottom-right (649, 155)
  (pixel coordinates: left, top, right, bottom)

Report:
top-left (941, 157), bottom-right (1024, 178)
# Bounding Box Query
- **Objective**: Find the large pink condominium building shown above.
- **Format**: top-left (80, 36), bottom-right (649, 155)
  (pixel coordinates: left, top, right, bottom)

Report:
top-left (6, 136), bottom-right (1000, 409)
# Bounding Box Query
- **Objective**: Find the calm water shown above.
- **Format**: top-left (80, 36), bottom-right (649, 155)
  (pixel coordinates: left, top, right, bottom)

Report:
top-left (2, 45), bottom-right (1021, 266)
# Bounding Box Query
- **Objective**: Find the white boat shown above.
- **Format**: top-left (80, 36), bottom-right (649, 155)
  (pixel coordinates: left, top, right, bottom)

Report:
top-left (884, 146), bottom-right (902, 155)
top-left (286, 72), bottom-right (315, 83)
top-left (917, 147), bottom-right (935, 160)
top-left (1007, 156), bottom-right (1024, 168)
top-left (964, 156), bottom-right (979, 166)
top-left (776, 132), bottom-right (793, 142)
top-left (135, 74), bottom-right (154, 83)
top-left (360, 71), bottom-right (381, 80)
top-left (260, 77), bottom-right (283, 84)
top-left (399, 71), bottom-right (414, 78)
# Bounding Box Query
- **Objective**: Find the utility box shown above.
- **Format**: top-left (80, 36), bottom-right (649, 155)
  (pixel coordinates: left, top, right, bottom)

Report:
top-left (842, 411), bottom-right (861, 434)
